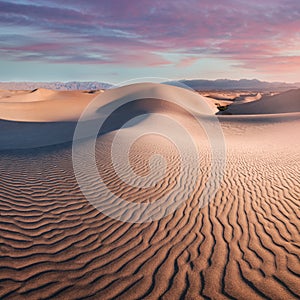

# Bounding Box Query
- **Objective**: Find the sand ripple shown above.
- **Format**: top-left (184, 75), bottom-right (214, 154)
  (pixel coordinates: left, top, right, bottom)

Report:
top-left (0, 84), bottom-right (299, 299)
top-left (0, 128), bottom-right (299, 299)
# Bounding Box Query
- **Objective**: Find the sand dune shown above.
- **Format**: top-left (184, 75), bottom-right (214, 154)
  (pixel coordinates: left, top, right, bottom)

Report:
top-left (0, 89), bottom-right (100, 121)
top-left (225, 88), bottom-right (300, 114)
top-left (198, 91), bottom-right (263, 114)
top-left (0, 83), bottom-right (214, 149)
top-left (0, 83), bottom-right (299, 299)
top-left (0, 83), bottom-right (216, 123)
top-left (234, 92), bottom-right (262, 104)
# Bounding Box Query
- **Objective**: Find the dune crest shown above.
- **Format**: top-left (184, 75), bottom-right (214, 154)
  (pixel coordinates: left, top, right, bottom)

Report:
top-left (225, 88), bottom-right (300, 114)
top-left (0, 83), bottom-right (215, 149)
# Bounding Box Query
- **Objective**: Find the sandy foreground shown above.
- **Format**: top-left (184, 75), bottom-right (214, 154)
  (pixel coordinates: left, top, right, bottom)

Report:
top-left (0, 83), bottom-right (299, 299)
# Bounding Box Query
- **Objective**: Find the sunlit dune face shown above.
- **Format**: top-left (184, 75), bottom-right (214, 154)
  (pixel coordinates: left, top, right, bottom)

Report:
top-left (94, 97), bottom-right (211, 205)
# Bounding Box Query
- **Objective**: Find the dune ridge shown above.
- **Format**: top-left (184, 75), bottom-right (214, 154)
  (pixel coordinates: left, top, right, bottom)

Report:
top-left (0, 83), bottom-right (215, 149)
top-left (225, 88), bottom-right (300, 114)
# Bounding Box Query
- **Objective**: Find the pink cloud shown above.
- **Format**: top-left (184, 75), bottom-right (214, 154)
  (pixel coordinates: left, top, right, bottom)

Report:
top-left (0, 0), bottom-right (299, 77)
top-left (176, 57), bottom-right (199, 67)
top-left (236, 56), bottom-right (300, 74)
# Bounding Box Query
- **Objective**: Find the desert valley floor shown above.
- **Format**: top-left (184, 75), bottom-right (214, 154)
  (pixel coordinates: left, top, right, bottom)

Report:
top-left (0, 83), bottom-right (299, 299)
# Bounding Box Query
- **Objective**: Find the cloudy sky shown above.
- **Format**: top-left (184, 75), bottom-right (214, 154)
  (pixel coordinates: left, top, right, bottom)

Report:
top-left (0, 0), bottom-right (299, 83)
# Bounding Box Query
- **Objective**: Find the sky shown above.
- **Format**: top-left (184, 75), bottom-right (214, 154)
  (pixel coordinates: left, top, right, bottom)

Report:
top-left (0, 0), bottom-right (300, 84)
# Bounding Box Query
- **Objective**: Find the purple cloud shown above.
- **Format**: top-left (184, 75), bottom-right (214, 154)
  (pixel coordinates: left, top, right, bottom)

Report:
top-left (0, 0), bottom-right (299, 77)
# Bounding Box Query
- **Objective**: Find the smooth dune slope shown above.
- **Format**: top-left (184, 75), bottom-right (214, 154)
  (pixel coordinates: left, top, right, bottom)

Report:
top-left (0, 84), bottom-right (213, 123)
top-left (0, 89), bottom-right (99, 121)
top-left (225, 88), bottom-right (300, 114)
top-left (0, 83), bottom-right (214, 149)
top-left (0, 83), bottom-right (299, 299)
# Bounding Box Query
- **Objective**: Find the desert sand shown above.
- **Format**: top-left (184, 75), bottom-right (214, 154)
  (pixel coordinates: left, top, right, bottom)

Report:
top-left (224, 89), bottom-right (300, 114)
top-left (0, 83), bottom-right (299, 299)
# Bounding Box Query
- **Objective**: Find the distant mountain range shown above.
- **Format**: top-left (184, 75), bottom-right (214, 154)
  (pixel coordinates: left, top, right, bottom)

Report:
top-left (0, 79), bottom-right (299, 91)
top-left (180, 79), bottom-right (300, 91)
top-left (0, 81), bottom-right (113, 91)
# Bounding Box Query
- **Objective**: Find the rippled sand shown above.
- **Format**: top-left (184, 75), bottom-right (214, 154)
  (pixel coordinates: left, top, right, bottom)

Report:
top-left (0, 84), bottom-right (299, 299)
